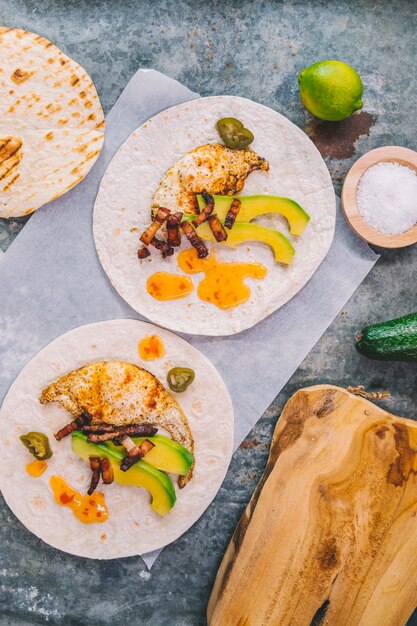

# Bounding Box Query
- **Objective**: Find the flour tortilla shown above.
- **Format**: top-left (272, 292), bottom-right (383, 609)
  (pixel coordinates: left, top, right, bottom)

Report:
top-left (0, 27), bottom-right (104, 218)
top-left (94, 96), bottom-right (336, 336)
top-left (0, 320), bottom-right (234, 559)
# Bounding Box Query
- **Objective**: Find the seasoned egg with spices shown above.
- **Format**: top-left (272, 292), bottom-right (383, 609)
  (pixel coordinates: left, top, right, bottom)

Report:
top-left (152, 143), bottom-right (269, 214)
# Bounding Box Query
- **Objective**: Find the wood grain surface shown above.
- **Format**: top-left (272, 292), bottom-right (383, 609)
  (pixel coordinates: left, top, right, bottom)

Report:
top-left (208, 385), bottom-right (417, 626)
top-left (341, 146), bottom-right (417, 248)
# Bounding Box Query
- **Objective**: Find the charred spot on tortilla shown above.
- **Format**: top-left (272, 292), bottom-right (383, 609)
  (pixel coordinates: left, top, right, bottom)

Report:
top-left (40, 360), bottom-right (195, 485)
top-left (11, 68), bottom-right (33, 83)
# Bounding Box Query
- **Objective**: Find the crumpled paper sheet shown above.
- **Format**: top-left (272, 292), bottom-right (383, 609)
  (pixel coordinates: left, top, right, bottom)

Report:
top-left (0, 69), bottom-right (378, 568)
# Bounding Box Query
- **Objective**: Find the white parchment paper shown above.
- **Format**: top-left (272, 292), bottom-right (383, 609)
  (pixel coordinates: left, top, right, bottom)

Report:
top-left (0, 69), bottom-right (378, 567)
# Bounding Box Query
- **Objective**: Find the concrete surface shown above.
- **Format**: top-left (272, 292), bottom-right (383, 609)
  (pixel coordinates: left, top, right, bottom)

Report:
top-left (0, 0), bottom-right (417, 624)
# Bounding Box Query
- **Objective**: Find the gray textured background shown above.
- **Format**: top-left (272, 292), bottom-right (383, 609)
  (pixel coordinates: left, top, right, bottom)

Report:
top-left (1, 1), bottom-right (417, 624)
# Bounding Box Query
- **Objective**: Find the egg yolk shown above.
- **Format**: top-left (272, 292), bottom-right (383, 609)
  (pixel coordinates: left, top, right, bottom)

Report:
top-left (177, 248), bottom-right (267, 310)
top-left (50, 475), bottom-right (108, 524)
top-left (138, 334), bottom-right (165, 360)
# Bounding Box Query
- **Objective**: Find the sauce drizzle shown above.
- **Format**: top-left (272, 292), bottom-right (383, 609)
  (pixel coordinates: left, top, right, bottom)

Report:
top-left (50, 475), bottom-right (108, 524)
top-left (146, 272), bottom-right (194, 301)
top-left (26, 460), bottom-right (48, 477)
top-left (177, 248), bottom-right (267, 310)
top-left (138, 334), bottom-right (165, 361)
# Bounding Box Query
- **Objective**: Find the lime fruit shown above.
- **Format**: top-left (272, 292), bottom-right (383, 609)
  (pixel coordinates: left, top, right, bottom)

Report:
top-left (298, 60), bottom-right (363, 121)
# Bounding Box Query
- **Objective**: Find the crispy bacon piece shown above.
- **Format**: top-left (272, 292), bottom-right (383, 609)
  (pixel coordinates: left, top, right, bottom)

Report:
top-left (120, 438), bottom-right (155, 472)
top-left (120, 434), bottom-right (142, 457)
top-left (88, 457), bottom-right (101, 495)
top-left (207, 214), bottom-right (228, 242)
top-left (150, 237), bottom-right (174, 258)
top-left (181, 221), bottom-right (209, 258)
top-left (54, 411), bottom-right (90, 441)
top-left (166, 212), bottom-right (183, 247)
top-left (120, 453), bottom-right (143, 471)
top-left (81, 424), bottom-right (115, 434)
top-left (137, 246), bottom-right (151, 260)
top-left (100, 458), bottom-right (114, 485)
top-left (86, 424), bottom-right (157, 443)
top-left (140, 439), bottom-right (155, 456)
top-left (140, 207), bottom-right (170, 245)
top-left (87, 433), bottom-right (118, 443)
top-left (224, 198), bottom-right (241, 230)
top-left (192, 191), bottom-right (215, 227)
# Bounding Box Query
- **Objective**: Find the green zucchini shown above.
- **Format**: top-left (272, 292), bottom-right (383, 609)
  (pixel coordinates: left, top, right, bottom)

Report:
top-left (355, 312), bottom-right (417, 361)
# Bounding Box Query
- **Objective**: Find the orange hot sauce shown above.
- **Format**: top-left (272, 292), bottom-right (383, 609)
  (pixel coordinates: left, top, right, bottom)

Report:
top-left (26, 460), bottom-right (48, 477)
top-left (146, 272), bottom-right (194, 300)
top-left (138, 334), bottom-right (165, 361)
top-left (177, 248), bottom-right (267, 310)
top-left (50, 475), bottom-right (108, 524)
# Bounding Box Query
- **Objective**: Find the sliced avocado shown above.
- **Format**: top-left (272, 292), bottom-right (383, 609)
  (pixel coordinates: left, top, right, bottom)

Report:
top-left (71, 432), bottom-right (176, 516)
top-left (107, 434), bottom-right (194, 476)
top-left (195, 194), bottom-right (310, 236)
top-left (194, 220), bottom-right (295, 265)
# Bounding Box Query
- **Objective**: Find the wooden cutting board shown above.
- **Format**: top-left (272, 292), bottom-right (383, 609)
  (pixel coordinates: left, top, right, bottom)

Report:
top-left (208, 385), bottom-right (417, 626)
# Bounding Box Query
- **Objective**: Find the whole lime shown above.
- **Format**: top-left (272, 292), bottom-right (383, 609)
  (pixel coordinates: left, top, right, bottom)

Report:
top-left (298, 60), bottom-right (363, 121)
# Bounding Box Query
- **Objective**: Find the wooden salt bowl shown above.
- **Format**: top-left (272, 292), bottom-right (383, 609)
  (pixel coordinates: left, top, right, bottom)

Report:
top-left (342, 146), bottom-right (417, 248)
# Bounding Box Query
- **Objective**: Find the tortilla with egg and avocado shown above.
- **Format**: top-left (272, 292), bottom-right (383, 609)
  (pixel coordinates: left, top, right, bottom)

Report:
top-left (0, 320), bottom-right (233, 559)
top-left (0, 27), bottom-right (104, 218)
top-left (93, 95), bottom-right (336, 336)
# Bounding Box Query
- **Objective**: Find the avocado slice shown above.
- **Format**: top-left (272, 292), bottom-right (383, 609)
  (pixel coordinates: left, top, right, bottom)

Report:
top-left (71, 432), bottom-right (176, 516)
top-left (107, 434), bottom-right (194, 476)
top-left (195, 194), bottom-right (310, 236)
top-left (194, 220), bottom-right (295, 265)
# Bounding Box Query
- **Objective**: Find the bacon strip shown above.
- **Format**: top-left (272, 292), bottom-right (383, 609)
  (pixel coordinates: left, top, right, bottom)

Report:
top-left (120, 438), bottom-right (155, 472)
top-left (88, 457), bottom-right (101, 495)
top-left (192, 191), bottom-right (215, 227)
top-left (120, 453), bottom-right (143, 471)
top-left (224, 198), bottom-right (241, 230)
top-left (137, 246), bottom-right (151, 260)
top-left (54, 411), bottom-right (90, 441)
top-left (140, 439), bottom-right (155, 456)
top-left (150, 237), bottom-right (174, 258)
top-left (81, 424), bottom-right (115, 434)
top-left (140, 207), bottom-right (170, 245)
top-left (100, 458), bottom-right (114, 485)
top-left (120, 434), bottom-right (142, 456)
top-left (86, 424), bottom-right (157, 443)
top-left (181, 221), bottom-right (209, 258)
top-left (166, 212), bottom-right (183, 247)
top-left (207, 214), bottom-right (228, 242)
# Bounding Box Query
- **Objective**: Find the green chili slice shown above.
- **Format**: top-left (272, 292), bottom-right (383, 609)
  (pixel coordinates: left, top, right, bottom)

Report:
top-left (20, 431), bottom-right (53, 460)
top-left (216, 117), bottom-right (254, 150)
top-left (167, 367), bottom-right (195, 393)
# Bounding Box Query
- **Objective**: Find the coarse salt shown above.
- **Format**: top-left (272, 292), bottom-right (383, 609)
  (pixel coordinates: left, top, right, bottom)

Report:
top-left (357, 162), bottom-right (417, 235)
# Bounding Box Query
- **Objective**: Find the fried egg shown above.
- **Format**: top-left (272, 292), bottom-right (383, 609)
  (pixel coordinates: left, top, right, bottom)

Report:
top-left (40, 361), bottom-right (194, 485)
top-left (153, 143), bottom-right (269, 214)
